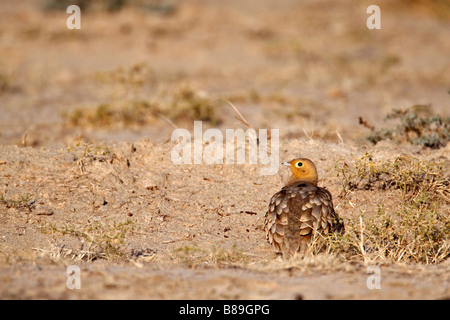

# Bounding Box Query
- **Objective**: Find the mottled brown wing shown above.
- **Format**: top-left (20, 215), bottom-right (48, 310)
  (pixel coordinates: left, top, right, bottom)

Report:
top-left (264, 182), bottom-right (344, 256)
top-left (264, 188), bottom-right (290, 253)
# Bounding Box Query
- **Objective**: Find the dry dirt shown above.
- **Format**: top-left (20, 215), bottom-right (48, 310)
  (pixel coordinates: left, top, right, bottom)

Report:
top-left (0, 0), bottom-right (449, 300)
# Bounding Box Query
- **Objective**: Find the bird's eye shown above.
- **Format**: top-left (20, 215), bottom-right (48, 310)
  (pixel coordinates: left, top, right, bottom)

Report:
top-left (296, 161), bottom-right (303, 168)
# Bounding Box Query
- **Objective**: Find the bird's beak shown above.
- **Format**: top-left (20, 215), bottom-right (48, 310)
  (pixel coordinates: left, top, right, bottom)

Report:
top-left (282, 161), bottom-right (290, 166)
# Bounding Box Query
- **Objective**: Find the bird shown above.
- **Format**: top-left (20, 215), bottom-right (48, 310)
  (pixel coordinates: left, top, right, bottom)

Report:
top-left (264, 158), bottom-right (344, 257)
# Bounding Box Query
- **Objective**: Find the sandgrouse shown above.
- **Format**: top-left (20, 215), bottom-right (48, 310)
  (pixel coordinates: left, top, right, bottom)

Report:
top-left (264, 158), bottom-right (344, 257)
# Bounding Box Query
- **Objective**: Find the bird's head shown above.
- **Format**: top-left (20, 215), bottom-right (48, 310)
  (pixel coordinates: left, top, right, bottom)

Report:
top-left (283, 158), bottom-right (318, 185)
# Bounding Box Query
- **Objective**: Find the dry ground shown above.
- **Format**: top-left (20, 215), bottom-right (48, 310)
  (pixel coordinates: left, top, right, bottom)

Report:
top-left (0, 0), bottom-right (449, 299)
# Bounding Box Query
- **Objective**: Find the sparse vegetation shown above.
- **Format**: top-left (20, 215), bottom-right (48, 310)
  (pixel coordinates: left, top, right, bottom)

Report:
top-left (94, 62), bottom-right (155, 91)
top-left (0, 194), bottom-right (34, 211)
top-left (62, 100), bottom-right (158, 128)
top-left (66, 136), bottom-right (113, 173)
top-left (166, 85), bottom-right (219, 124)
top-left (41, 219), bottom-right (134, 262)
top-left (336, 152), bottom-right (449, 199)
top-left (318, 202), bottom-right (450, 264)
top-left (61, 84), bottom-right (220, 128)
top-left (332, 153), bottom-right (450, 264)
top-left (361, 107), bottom-right (450, 149)
top-left (34, 239), bottom-right (98, 262)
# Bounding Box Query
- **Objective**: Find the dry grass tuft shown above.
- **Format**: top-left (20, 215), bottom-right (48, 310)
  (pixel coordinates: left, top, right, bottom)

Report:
top-left (34, 240), bottom-right (98, 263)
top-left (61, 84), bottom-right (220, 128)
top-left (336, 152), bottom-right (449, 200)
top-left (332, 153), bottom-right (450, 264)
top-left (165, 84), bottom-right (219, 124)
top-left (61, 100), bottom-right (158, 128)
top-left (40, 219), bottom-right (135, 262)
top-left (66, 136), bottom-right (113, 173)
top-left (0, 194), bottom-right (35, 211)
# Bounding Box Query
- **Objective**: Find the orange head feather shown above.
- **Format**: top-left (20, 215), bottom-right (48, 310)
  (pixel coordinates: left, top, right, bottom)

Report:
top-left (283, 158), bottom-right (319, 185)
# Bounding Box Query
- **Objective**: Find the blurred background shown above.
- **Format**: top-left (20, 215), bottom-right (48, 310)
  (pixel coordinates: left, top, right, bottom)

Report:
top-left (0, 0), bottom-right (448, 147)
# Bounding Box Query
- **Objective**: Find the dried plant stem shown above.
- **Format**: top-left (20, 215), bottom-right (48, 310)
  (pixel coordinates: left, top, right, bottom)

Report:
top-left (359, 215), bottom-right (367, 262)
top-left (224, 99), bottom-right (252, 129)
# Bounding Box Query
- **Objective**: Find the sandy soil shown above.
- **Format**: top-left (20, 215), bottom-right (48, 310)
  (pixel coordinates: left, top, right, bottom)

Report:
top-left (0, 0), bottom-right (449, 299)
